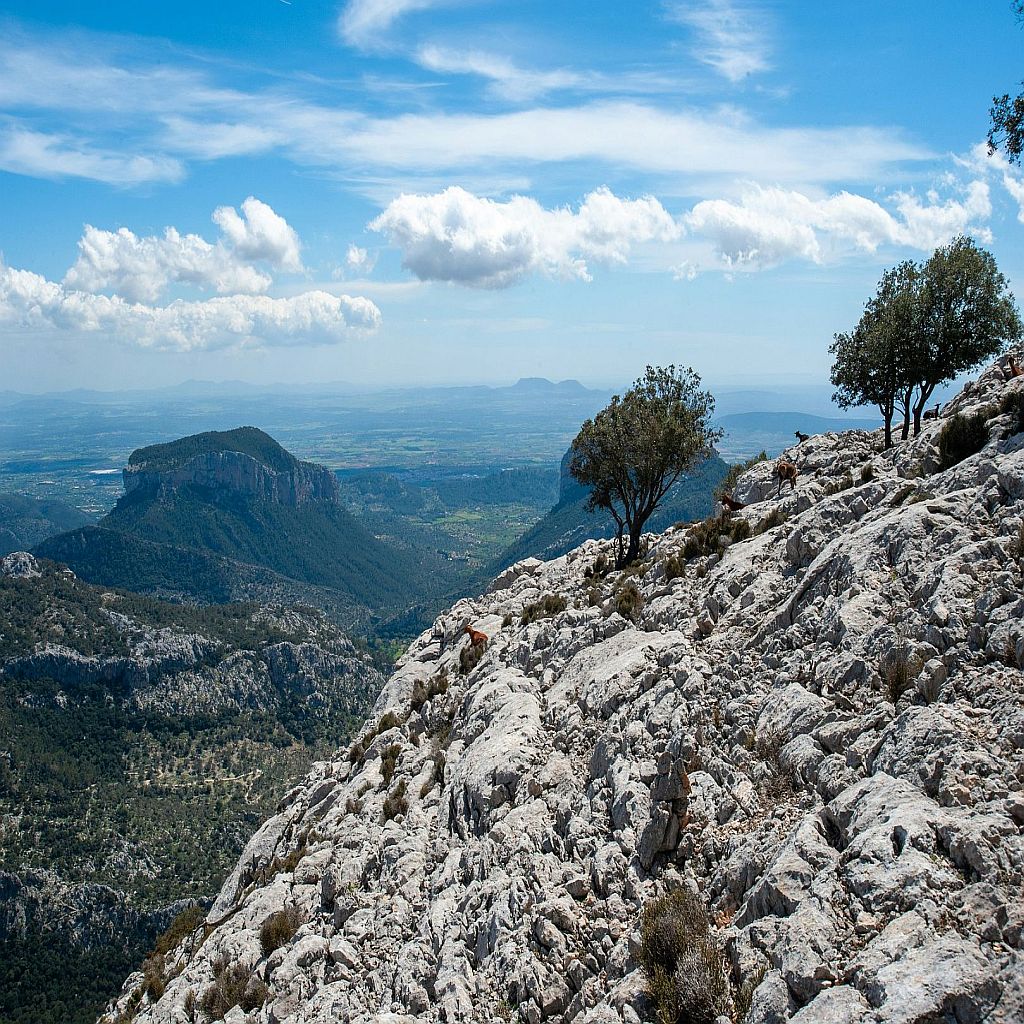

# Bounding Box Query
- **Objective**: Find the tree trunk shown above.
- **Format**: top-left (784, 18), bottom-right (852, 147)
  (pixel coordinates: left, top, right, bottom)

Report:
top-left (913, 383), bottom-right (936, 437)
top-left (615, 523), bottom-right (625, 568)
top-left (883, 415), bottom-right (893, 449)
top-left (623, 530), bottom-right (642, 567)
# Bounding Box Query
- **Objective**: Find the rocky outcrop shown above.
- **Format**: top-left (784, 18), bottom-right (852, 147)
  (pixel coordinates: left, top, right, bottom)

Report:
top-left (123, 450), bottom-right (340, 507)
top-left (108, 355), bottom-right (1024, 1024)
top-left (0, 870), bottom-right (182, 953)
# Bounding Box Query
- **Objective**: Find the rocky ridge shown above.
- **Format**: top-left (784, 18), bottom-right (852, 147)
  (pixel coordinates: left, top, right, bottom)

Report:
top-left (109, 355), bottom-right (1024, 1024)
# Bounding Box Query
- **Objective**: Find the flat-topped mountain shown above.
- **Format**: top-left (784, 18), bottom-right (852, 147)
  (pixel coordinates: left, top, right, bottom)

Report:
top-left (107, 354), bottom-right (1024, 1024)
top-left (35, 428), bottom-right (436, 628)
top-left (124, 427), bottom-right (340, 507)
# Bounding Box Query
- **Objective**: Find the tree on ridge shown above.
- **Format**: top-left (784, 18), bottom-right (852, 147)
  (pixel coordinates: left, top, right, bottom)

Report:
top-left (568, 365), bottom-right (722, 569)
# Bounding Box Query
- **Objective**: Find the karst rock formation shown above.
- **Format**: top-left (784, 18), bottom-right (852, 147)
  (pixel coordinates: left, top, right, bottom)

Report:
top-left (106, 355), bottom-right (1024, 1024)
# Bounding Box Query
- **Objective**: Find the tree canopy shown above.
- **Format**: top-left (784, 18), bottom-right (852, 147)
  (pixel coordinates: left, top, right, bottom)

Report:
top-left (568, 365), bottom-right (722, 568)
top-left (831, 237), bottom-right (1021, 447)
top-left (988, 1), bottom-right (1024, 164)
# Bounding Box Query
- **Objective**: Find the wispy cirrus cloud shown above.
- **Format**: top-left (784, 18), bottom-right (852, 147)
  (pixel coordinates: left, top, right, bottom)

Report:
top-left (338, 0), bottom-right (448, 48)
top-left (667, 0), bottom-right (772, 83)
top-left (0, 34), bottom-right (928, 191)
top-left (0, 122), bottom-right (183, 186)
top-left (414, 45), bottom-right (584, 101)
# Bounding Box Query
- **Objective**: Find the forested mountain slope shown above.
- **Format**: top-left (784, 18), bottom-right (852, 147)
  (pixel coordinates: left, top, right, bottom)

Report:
top-left (0, 554), bottom-right (383, 1024)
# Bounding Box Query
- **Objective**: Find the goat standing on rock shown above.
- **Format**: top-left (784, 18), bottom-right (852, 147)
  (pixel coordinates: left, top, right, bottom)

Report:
top-left (794, 431), bottom-right (810, 444)
top-left (776, 460), bottom-right (799, 497)
top-left (463, 624), bottom-right (488, 647)
top-left (720, 493), bottom-right (745, 514)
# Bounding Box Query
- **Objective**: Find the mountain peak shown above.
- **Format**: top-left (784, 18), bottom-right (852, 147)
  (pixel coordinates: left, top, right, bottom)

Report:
top-left (510, 377), bottom-right (587, 393)
top-left (127, 426), bottom-right (296, 474)
top-left (121, 426), bottom-right (339, 508)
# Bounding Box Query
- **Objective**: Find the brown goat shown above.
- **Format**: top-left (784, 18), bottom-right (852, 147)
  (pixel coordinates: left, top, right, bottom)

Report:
top-left (720, 492), bottom-right (746, 513)
top-left (1008, 355), bottom-right (1024, 379)
top-left (775, 459), bottom-right (799, 497)
top-left (463, 624), bottom-right (488, 647)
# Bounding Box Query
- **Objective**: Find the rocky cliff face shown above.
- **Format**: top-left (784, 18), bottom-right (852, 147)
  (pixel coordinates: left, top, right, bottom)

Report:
top-left (107, 356), bottom-right (1024, 1024)
top-left (124, 450), bottom-right (340, 508)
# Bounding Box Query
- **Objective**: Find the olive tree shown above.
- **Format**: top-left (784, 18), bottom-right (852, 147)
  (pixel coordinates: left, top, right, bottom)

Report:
top-left (568, 365), bottom-right (722, 568)
top-left (830, 238), bottom-right (1021, 445)
top-left (911, 236), bottom-right (1022, 433)
top-left (830, 260), bottom-right (920, 448)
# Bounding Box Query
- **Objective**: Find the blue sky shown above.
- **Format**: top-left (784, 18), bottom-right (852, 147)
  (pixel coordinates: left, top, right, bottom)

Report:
top-left (1, 0), bottom-right (1023, 392)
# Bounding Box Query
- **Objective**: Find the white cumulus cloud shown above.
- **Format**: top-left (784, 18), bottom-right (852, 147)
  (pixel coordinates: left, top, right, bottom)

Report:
top-left (685, 181), bottom-right (992, 269)
top-left (369, 186), bottom-right (681, 288)
top-left (63, 197), bottom-right (303, 303)
top-left (0, 263), bottom-right (380, 351)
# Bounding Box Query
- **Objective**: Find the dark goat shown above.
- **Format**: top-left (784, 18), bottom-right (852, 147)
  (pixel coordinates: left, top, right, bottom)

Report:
top-left (776, 460), bottom-right (799, 497)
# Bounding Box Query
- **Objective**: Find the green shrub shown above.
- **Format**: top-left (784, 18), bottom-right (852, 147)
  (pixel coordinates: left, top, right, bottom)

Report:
top-left (754, 508), bottom-right (788, 535)
top-left (584, 553), bottom-right (610, 579)
top-left (259, 906), bottom-right (303, 957)
top-left (380, 743), bottom-right (402, 785)
top-left (729, 518), bottom-right (751, 542)
top-left (880, 631), bottom-right (920, 704)
top-left (141, 953), bottom-right (166, 1001)
top-left (419, 746), bottom-right (446, 798)
top-left (664, 552), bottom-right (686, 581)
top-left (639, 890), bottom-right (731, 1024)
top-left (1000, 390), bottom-right (1024, 436)
top-left (937, 412), bottom-right (989, 470)
top-left (198, 955), bottom-right (254, 1021)
top-left (154, 904), bottom-right (205, 957)
top-left (823, 472), bottom-right (854, 496)
top-left (383, 778), bottom-right (409, 821)
top-left (860, 463), bottom-right (875, 484)
top-left (1009, 521), bottom-right (1024, 564)
top-left (521, 593), bottom-right (568, 624)
top-left (614, 581), bottom-right (644, 622)
top-left (683, 515), bottom-right (726, 559)
top-left (411, 670), bottom-right (449, 712)
top-left (459, 641), bottom-right (485, 675)
top-left (349, 710), bottom-right (406, 764)
top-left (266, 846), bottom-right (306, 880)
